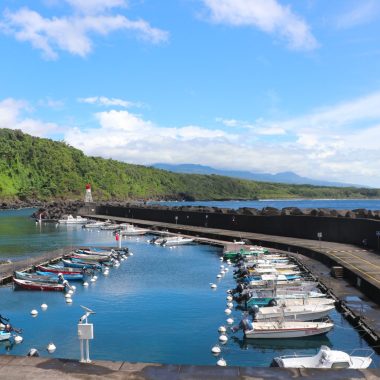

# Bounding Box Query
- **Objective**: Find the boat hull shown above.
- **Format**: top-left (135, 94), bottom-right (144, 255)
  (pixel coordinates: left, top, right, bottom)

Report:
top-left (13, 278), bottom-right (65, 291)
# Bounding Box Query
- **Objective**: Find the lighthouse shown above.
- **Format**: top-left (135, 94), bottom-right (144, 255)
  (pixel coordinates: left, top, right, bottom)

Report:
top-left (84, 183), bottom-right (93, 203)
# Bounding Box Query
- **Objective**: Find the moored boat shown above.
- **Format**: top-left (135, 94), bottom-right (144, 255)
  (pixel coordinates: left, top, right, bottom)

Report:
top-left (238, 318), bottom-right (334, 339)
top-left (271, 345), bottom-right (373, 368)
top-left (162, 236), bottom-right (194, 246)
top-left (13, 278), bottom-right (66, 291)
top-left (118, 224), bottom-right (150, 236)
top-left (58, 215), bottom-right (88, 224)
top-left (36, 265), bottom-right (84, 274)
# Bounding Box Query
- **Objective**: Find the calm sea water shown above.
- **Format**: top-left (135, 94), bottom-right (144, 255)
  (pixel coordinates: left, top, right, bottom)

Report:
top-left (151, 199), bottom-right (380, 210)
top-left (0, 209), bottom-right (379, 367)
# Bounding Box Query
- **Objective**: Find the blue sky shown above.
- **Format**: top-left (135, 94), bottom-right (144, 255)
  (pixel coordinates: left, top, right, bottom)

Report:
top-left (1, 0), bottom-right (380, 186)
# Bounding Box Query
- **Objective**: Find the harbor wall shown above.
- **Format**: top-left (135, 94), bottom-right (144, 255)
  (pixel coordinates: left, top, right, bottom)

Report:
top-left (89, 204), bottom-right (380, 249)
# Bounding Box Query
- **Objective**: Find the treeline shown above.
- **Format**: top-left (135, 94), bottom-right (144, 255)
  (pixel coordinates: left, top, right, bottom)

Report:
top-left (0, 128), bottom-right (378, 201)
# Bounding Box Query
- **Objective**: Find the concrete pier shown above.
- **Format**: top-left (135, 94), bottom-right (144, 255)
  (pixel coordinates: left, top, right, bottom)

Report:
top-left (0, 355), bottom-right (379, 379)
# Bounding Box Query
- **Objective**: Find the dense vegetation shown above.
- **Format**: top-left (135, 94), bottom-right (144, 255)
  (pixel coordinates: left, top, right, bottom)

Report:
top-left (0, 128), bottom-right (379, 202)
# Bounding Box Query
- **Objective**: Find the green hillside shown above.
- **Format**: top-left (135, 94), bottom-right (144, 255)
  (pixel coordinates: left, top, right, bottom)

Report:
top-left (0, 128), bottom-right (379, 201)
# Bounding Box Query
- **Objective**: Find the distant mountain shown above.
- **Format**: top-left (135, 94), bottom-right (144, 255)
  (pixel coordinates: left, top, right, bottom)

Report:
top-left (153, 163), bottom-right (360, 188)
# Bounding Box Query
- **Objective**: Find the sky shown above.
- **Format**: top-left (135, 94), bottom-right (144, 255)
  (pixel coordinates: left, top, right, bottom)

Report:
top-left (1, 0), bottom-right (380, 187)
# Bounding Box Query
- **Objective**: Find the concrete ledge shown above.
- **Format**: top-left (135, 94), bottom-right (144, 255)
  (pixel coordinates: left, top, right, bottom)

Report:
top-left (0, 356), bottom-right (379, 379)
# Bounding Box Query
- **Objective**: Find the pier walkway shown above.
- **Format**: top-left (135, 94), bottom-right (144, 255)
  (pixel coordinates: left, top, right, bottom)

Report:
top-left (1, 355), bottom-right (379, 379)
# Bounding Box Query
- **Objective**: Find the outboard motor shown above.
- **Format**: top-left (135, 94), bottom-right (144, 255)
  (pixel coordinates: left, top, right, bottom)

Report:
top-left (248, 305), bottom-right (260, 320)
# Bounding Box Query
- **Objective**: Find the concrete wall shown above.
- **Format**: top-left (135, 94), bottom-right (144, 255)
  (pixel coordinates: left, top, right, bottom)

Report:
top-left (95, 205), bottom-right (380, 249)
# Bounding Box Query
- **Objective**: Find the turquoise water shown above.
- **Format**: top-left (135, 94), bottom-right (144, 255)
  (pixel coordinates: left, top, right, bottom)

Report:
top-left (0, 209), bottom-right (379, 367)
top-left (151, 199), bottom-right (380, 210)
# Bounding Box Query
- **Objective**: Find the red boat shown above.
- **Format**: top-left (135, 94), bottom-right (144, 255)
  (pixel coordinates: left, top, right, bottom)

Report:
top-left (36, 265), bottom-right (83, 275)
top-left (13, 278), bottom-right (66, 291)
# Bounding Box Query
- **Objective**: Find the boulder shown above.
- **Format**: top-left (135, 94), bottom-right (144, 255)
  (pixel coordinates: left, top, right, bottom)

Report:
top-left (261, 207), bottom-right (280, 216)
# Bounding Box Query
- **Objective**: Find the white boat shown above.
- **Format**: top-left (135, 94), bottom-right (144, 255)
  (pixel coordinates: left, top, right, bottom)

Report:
top-left (119, 224), bottom-right (150, 236)
top-left (242, 319), bottom-right (334, 339)
top-left (58, 215), bottom-right (88, 224)
top-left (275, 297), bottom-right (335, 307)
top-left (253, 304), bottom-right (335, 322)
top-left (272, 345), bottom-right (373, 368)
top-left (82, 220), bottom-right (111, 229)
top-left (162, 236), bottom-right (194, 246)
top-left (0, 330), bottom-right (11, 341)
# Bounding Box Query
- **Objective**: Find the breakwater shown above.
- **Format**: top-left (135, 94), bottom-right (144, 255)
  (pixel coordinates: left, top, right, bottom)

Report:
top-left (83, 203), bottom-right (380, 250)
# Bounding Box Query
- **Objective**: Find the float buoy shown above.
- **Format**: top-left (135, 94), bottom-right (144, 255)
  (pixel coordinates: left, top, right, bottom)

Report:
top-left (211, 345), bottom-right (221, 355)
top-left (66, 298), bottom-right (73, 304)
top-left (227, 302), bottom-right (233, 309)
top-left (83, 282), bottom-right (89, 287)
top-left (210, 283), bottom-right (217, 289)
top-left (30, 309), bottom-right (38, 317)
top-left (14, 335), bottom-right (23, 344)
top-left (46, 343), bottom-right (56, 353)
top-left (218, 326), bottom-right (227, 333)
top-left (219, 334), bottom-right (228, 343)
top-left (217, 358), bottom-right (227, 366)
top-left (224, 308), bottom-right (232, 315)
top-left (226, 318), bottom-right (234, 325)
top-left (41, 304), bottom-right (48, 311)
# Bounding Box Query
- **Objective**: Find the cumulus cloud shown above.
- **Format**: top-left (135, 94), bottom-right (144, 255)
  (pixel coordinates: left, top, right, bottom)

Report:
top-left (201, 0), bottom-right (318, 51)
top-left (78, 96), bottom-right (141, 109)
top-left (0, 98), bottom-right (58, 136)
top-left (0, 2), bottom-right (168, 59)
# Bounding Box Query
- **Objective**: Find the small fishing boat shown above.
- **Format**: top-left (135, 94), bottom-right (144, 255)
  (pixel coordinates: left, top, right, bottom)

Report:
top-left (58, 215), bottom-right (88, 224)
top-left (36, 265), bottom-right (84, 274)
top-left (162, 236), bottom-right (194, 246)
top-left (13, 278), bottom-right (66, 291)
top-left (271, 345), bottom-right (373, 368)
top-left (62, 259), bottom-right (101, 270)
top-left (0, 330), bottom-right (11, 341)
top-left (246, 293), bottom-right (333, 308)
top-left (35, 271), bottom-right (84, 281)
top-left (68, 253), bottom-right (110, 262)
top-left (14, 271), bottom-right (61, 284)
top-left (251, 304), bottom-right (335, 322)
top-left (238, 318), bottom-right (334, 339)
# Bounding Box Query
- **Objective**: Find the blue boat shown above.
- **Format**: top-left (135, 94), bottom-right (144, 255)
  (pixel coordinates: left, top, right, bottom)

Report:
top-left (35, 271), bottom-right (84, 281)
top-left (62, 259), bottom-right (101, 270)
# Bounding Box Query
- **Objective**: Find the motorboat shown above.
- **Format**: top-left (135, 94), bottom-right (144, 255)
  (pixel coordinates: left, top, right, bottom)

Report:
top-left (246, 293), bottom-right (334, 308)
top-left (252, 304), bottom-right (335, 322)
top-left (271, 345), bottom-right (373, 368)
top-left (118, 224), bottom-right (150, 236)
top-left (58, 215), bottom-right (88, 224)
top-left (241, 319), bottom-right (334, 339)
top-left (36, 265), bottom-right (84, 274)
top-left (82, 220), bottom-right (111, 228)
top-left (162, 236), bottom-right (194, 246)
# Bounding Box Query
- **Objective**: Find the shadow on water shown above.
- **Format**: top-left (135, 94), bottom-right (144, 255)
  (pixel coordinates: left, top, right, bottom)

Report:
top-left (230, 335), bottom-right (332, 351)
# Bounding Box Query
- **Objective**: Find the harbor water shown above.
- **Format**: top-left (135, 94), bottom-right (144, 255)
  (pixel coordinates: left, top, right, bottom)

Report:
top-left (0, 208), bottom-right (379, 367)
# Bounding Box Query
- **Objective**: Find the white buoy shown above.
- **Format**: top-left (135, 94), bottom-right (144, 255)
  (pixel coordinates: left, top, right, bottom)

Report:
top-left (67, 290), bottom-right (74, 295)
top-left (83, 282), bottom-right (89, 287)
top-left (93, 276), bottom-right (98, 280)
top-left (218, 326), bottom-right (227, 333)
top-left (219, 257), bottom-right (223, 261)
top-left (41, 304), bottom-right (48, 311)
top-left (219, 334), bottom-right (228, 343)
top-left (226, 318), bottom-right (234, 325)
top-left (14, 335), bottom-right (23, 344)
top-left (210, 283), bottom-right (217, 289)
top-left (104, 271), bottom-right (109, 276)
top-left (224, 308), bottom-right (232, 315)
top-left (66, 298), bottom-right (73, 304)
top-left (30, 309), bottom-right (38, 317)
top-left (90, 277), bottom-right (96, 282)
top-left (227, 302), bottom-right (233, 309)
top-left (71, 285), bottom-right (76, 291)
top-left (217, 358), bottom-right (227, 367)
top-left (211, 345), bottom-right (221, 355)
top-left (220, 265), bottom-right (224, 269)
top-left (224, 267), bottom-right (229, 272)
top-left (226, 289), bottom-right (232, 294)
top-left (216, 274), bottom-right (222, 279)
top-left (46, 343), bottom-right (56, 353)
top-left (129, 252), bottom-right (134, 256)
top-left (64, 293), bottom-right (71, 299)
top-left (226, 295), bottom-right (233, 302)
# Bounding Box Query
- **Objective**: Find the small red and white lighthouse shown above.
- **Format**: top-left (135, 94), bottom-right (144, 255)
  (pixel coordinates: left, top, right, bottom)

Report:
top-left (84, 183), bottom-right (93, 203)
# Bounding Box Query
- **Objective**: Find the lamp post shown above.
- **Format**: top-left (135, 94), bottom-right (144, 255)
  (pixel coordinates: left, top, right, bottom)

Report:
top-left (376, 231), bottom-right (380, 251)
top-left (317, 232), bottom-right (322, 249)
top-left (175, 216), bottom-right (178, 225)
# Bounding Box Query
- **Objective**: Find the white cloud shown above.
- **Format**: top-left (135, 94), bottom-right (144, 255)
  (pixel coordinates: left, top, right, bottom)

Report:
top-left (0, 3), bottom-right (168, 59)
top-left (65, 0), bottom-right (127, 15)
top-left (78, 96), bottom-right (140, 108)
top-left (0, 98), bottom-right (58, 136)
top-left (201, 0), bottom-right (318, 51)
top-left (336, 0), bottom-right (380, 29)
